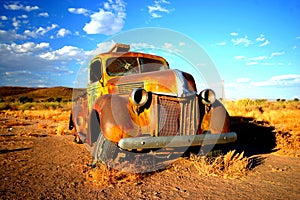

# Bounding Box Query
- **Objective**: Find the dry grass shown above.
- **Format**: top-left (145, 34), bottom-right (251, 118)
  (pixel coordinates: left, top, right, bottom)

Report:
top-left (1, 102), bottom-right (71, 136)
top-left (87, 163), bottom-right (143, 188)
top-left (0, 101), bottom-right (72, 112)
top-left (223, 99), bottom-right (300, 156)
top-left (190, 150), bottom-right (251, 179)
top-left (3, 108), bottom-right (70, 122)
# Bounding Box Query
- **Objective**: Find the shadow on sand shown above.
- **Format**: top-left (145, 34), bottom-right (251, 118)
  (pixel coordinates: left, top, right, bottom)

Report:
top-left (226, 116), bottom-right (276, 156)
top-left (185, 116), bottom-right (276, 169)
top-left (188, 116), bottom-right (277, 157)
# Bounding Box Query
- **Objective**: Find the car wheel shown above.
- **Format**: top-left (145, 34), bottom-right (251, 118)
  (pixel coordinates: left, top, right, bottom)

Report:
top-left (90, 110), bottom-right (128, 169)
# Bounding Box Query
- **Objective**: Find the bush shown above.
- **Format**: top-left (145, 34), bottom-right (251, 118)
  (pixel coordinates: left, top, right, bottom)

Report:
top-left (19, 96), bottom-right (33, 104)
top-left (55, 97), bottom-right (62, 102)
top-left (47, 97), bottom-right (54, 102)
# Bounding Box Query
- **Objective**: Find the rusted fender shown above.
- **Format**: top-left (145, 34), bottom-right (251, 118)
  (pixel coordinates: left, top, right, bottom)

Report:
top-left (199, 99), bottom-right (231, 134)
top-left (92, 94), bottom-right (138, 143)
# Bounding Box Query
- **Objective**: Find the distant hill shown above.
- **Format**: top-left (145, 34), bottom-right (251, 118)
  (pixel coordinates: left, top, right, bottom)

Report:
top-left (0, 86), bottom-right (74, 101)
top-left (0, 86), bottom-right (39, 97)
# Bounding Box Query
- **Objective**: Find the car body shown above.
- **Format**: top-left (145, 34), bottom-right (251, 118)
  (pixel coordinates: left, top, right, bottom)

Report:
top-left (69, 43), bottom-right (237, 165)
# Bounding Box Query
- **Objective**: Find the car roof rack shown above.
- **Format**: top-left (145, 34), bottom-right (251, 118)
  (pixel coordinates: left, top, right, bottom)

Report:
top-left (109, 43), bottom-right (130, 52)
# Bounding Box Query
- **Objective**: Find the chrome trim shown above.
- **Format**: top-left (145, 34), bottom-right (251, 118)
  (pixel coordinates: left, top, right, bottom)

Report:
top-left (117, 82), bottom-right (144, 94)
top-left (118, 132), bottom-right (237, 150)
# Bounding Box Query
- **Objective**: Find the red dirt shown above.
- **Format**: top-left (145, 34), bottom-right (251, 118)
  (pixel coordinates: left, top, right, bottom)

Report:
top-left (0, 114), bottom-right (299, 199)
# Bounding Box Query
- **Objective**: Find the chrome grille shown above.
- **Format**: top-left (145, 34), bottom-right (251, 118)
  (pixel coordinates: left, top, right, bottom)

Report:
top-left (158, 97), bottom-right (180, 136)
top-left (179, 97), bottom-right (199, 135)
top-left (157, 95), bottom-right (199, 136)
top-left (117, 82), bottom-right (144, 94)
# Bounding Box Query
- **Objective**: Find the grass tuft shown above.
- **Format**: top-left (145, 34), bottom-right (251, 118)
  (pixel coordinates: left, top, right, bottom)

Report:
top-left (190, 150), bottom-right (251, 179)
top-left (87, 163), bottom-right (143, 187)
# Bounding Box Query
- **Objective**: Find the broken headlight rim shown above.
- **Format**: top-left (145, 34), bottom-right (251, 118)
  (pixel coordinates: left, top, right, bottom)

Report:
top-left (200, 89), bottom-right (216, 105)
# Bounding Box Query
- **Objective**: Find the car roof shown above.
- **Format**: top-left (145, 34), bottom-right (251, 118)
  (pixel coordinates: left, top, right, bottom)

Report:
top-left (93, 51), bottom-right (167, 61)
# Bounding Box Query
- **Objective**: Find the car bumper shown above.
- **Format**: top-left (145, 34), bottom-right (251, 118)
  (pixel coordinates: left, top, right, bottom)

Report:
top-left (118, 132), bottom-right (237, 150)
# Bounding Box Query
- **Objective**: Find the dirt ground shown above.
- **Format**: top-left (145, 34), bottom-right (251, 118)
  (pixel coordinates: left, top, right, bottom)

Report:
top-left (0, 114), bottom-right (299, 200)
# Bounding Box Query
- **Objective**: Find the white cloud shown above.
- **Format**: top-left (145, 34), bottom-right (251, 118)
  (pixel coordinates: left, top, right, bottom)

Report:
top-left (4, 3), bottom-right (39, 12)
top-left (236, 77), bottom-right (250, 83)
top-left (248, 56), bottom-right (268, 61)
top-left (5, 70), bottom-right (32, 76)
top-left (230, 32), bottom-right (238, 36)
top-left (216, 41), bottom-right (226, 46)
top-left (254, 34), bottom-right (270, 47)
top-left (12, 17), bottom-right (20, 28)
top-left (68, 8), bottom-right (90, 16)
top-left (0, 42), bottom-right (89, 87)
top-left (39, 12), bottom-right (49, 17)
top-left (83, 0), bottom-right (126, 35)
top-left (0, 42), bottom-right (49, 54)
top-left (131, 42), bottom-right (154, 51)
top-left (231, 36), bottom-right (252, 47)
top-left (246, 61), bottom-right (258, 66)
top-left (24, 24), bottom-right (58, 38)
top-left (252, 74), bottom-right (300, 87)
top-left (36, 24), bottom-right (58, 35)
top-left (104, 2), bottom-right (111, 10)
top-left (0, 30), bottom-right (27, 42)
top-left (148, 0), bottom-right (171, 18)
top-left (179, 42), bottom-right (185, 46)
top-left (259, 40), bottom-right (269, 47)
top-left (234, 55), bottom-right (246, 60)
top-left (163, 42), bottom-right (182, 53)
top-left (271, 51), bottom-right (284, 57)
top-left (18, 15), bottom-right (28, 19)
top-left (1, 16), bottom-right (8, 20)
top-left (256, 34), bottom-right (265, 42)
top-left (241, 51), bottom-right (286, 67)
top-left (57, 28), bottom-right (71, 37)
top-left (39, 46), bottom-right (87, 61)
top-left (93, 41), bottom-right (117, 54)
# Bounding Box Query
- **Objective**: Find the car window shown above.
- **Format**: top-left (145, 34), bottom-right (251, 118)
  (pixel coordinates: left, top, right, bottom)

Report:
top-left (140, 58), bottom-right (167, 73)
top-left (106, 57), bottom-right (139, 76)
top-left (106, 57), bottom-right (168, 76)
top-left (90, 60), bottom-right (102, 83)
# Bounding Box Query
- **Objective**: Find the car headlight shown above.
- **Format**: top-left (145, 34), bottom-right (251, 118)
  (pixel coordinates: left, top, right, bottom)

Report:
top-left (129, 88), bottom-right (149, 107)
top-left (200, 89), bottom-right (216, 105)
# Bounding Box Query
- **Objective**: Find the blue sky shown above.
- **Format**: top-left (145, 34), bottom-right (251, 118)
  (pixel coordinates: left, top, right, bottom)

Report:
top-left (0, 0), bottom-right (299, 99)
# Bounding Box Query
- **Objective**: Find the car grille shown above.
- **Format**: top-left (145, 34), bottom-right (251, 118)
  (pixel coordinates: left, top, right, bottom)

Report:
top-left (157, 95), bottom-right (199, 136)
top-left (117, 82), bottom-right (144, 94)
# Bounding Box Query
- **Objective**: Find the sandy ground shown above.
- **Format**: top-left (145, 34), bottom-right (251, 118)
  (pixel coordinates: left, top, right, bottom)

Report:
top-left (0, 115), bottom-right (299, 200)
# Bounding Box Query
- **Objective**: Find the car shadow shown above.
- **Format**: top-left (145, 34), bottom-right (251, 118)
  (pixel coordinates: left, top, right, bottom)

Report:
top-left (227, 116), bottom-right (276, 156)
top-left (188, 116), bottom-right (276, 157)
top-left (186, 116), bottom-right (276, 169)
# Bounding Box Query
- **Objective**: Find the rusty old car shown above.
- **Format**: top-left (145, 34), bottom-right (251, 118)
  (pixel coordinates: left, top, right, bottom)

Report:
top-left (69, 43), bottom-right (237, 168)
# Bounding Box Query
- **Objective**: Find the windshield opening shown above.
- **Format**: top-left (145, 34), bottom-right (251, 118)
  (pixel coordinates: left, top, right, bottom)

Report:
top-left (106, 57), bottom-right (168, 76)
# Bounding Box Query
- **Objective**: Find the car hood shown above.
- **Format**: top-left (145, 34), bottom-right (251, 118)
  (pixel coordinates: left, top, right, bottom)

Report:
top-left (107, 69), bottom-right (197, 97)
